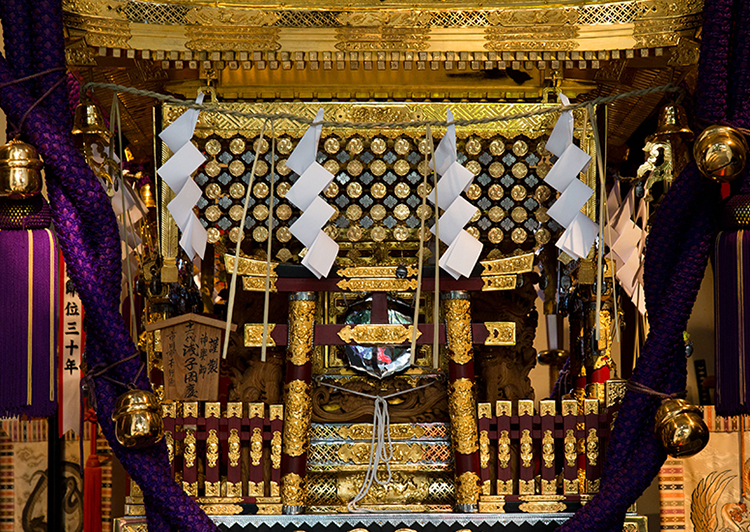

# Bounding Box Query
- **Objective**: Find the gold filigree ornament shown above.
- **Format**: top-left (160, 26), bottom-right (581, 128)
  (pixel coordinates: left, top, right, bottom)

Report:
top-left (542, 430), bottom-right (554, 469)
top-left (512, 162), bottom-right (528, 178)
top-left (512, 140), bottom-right (529, 157)
top-left (394, 160), bottom-right (411, 177)
top-left (488, 228), bottom-right (504, 244)
top-left (371, 137), bottom-right (387, 155)
top-left (229, 138), bottom-right (246, 155)
top-left (254, 182), bottom-right (269, 198)
top-left (518, 502), bottom-right (567, 513)
top-left (229, 205), bottom-right (244, 221)
top-left (347, 159), bottom-right (364, 177)
top-left (347, 182), bottom-right (363, 199)
top-left (278, 138), bottom-right (293, 155)
top-left (229, 428), bottom-right (241, 467)
top-left (489, 162), bottom-right (505, 178)
top-left (229, 160), bottom-right (245, 177)
top-left (283, 380), bottom-right (312, 457)
top-left (465, 138), bottom-right (482, 156)
top-left (488, 207), bottom-right (505, 223)
top-left (511, 227), bottom-right (528, 244)
top-left (324, 159), bottom-right (340, 175)
top-left (394, 204), bottom-right (410, 221)
top-left (520, 429), bottom-right (533, 467)
top-left (465, 161), bottom-right (482, 176)
top-left (479, 430), bottom-right (490, 469)
top-left (394, 182), bottom-right (411, 198)
top-left (448, 379), bottom-right (479, 455)
top-left (184, 430), bottom-right (197, 468)
top-left (337, 324), bottom-right (420, 345)
top-left (229, 182), bottom-right (245, 199)
top-left (371, 226), bottom-right (387, 242)
top-left (371, 183), bottom-right (387, 200)
top-left (324, 137), bottom-right (341, 154)
top-left (205, 160), bottom-right (221, 177)
top-left (490, 140), bottom-right (506, 156)
top-left (251, 427), bottom-right (263, 466)
top-left (207, 429), bottom-right (220, 468)
top-left (395, 138), bottom-right (410, 155)
top-left (484, 322), bottom-right (516, 345)
top-left (564, 429), bottom-right (576, 467)
top-left (488, 184), bottom-right (504, 201)
top-left (455, 471), bottom-right (480, 505)
top-left (466, 184), bottom-right (482, 201)
top-left (281, 472), bottom-right (305, 507)
top-left (205, 139), bottom-right (222, 155)
top-left (371, 160), bottom-right (387, 176)
top-left (288, 299), bottom-right (316, 365)
top-left (271, 431), bottom-right (282, 469)
top-left (498, 430), bottom-right (511, 468)
top-left (586, 428), bottom-right (599, 466)
top-left (205, 183), bottom-right (222, 199)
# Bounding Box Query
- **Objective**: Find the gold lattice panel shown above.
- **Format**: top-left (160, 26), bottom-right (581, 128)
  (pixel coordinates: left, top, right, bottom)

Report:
top-left (162, 102), bottom-right (594, 265)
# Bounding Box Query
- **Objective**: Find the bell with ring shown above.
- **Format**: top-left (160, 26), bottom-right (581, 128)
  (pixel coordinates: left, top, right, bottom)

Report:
top-left (0, 139), bottom-right (44, 198)
top-left (653, 398), bottom-right (709, 457)
top-left (652, 104), bottom-right (693, 141)
top-left (112, 389), bottom-right (164, 448)
top-left (693, 125), bottom-right (749, 183)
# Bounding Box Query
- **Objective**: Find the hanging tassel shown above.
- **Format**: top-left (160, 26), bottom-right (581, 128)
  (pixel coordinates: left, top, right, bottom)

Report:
top-left (83, 420), bottom-right (102, 532)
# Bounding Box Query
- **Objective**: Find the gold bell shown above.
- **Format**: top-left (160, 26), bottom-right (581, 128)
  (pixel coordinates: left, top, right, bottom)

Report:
top-left (653, 104), bottom-right (693, 141)
top-left (112, 389), bottom-right (164, 449)
top-left (653, 398), bottom-right (709, 457)
top-left (139, 182), bottom-right (157, 209)
top-left (693, 125), bottom-right (749, 182)
top-left (72, 101), bottom-right (112, 150)
top-left (0, 139), bottom-right (44, 198)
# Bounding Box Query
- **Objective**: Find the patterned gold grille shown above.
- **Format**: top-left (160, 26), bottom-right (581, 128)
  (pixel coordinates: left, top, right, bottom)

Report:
top-left (119, 1), bottom-right (190, 25)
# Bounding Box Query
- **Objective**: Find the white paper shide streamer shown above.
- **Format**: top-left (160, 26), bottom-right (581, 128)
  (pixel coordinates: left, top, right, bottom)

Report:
top-left (156, 92), bottom-right (208, 260)
top-left (428, 110), bottom-right (483, 279)
top-left (544, 94), bottom-right (598, 259)
top-left (285, 109), bottom-right (339, 278)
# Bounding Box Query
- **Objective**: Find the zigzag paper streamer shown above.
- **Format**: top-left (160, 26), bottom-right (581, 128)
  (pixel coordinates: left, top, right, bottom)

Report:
top-left (285, 109), bottom-right (339, 278)
top-left (428, 110), bottom-right (483, 279)
top-left (543, 94), bottom-right (598, 260)
top-left (156, 92), bottom-right (207, 260)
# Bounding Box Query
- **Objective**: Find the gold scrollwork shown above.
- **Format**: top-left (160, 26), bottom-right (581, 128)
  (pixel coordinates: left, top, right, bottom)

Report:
top-left (201, 503), bottom-right (243, 515)
top-left (518, 479), bottom-right (534, 495)
top-left (227, 481), bottom-right (242, 497)
top-left (448, 378), bottom-right (479, 454)
top-left (338, 265), bottom-right (418, 278)
top-left (518, 400), bottom-right (534, 416)
top-left (338, 442), bottom-right (424, 464)
top-left (283, 380), bottom-right (312, 457)
top-left (518, 501), bottom-right (567, 513)
top-left (481, 479), bottom-right (491, 496)
top-left (481, 275), bottom-right (517, 291)
top-left (227, 402), bottom-right (243, 418)
top-left (288, 300), bottom-right (315, 366)
top-left (205, 481), bottom-right (220, 497)
top-left (587, 428), bottom-right (599, 466)
top-left (337, 278), bottom-right (418, 291)
top-left (455, 471), bottom-right (480, 505)
top-left (498, 430), bottom-right (511, 469)
top-left (542, 430), bottom-right (554, 469)
top-left (520, 429), bottom-right (533, 468)
top-left (271, 431), bottom-right (282, 469)
top-left (207, 429), bottom-right (220, 468)
top-left (183, 481), bottom-right (198, 497)
top-left (248, 481), bottom-right (265, 497)
top-left (588, 478), bottom-right (601, 493)
top-left (443, 298), bottom-right (472, 364)
top-left (564, 429), bottom-right (577, 468)
top-left (229, 428), bottom-right (241, 467)
top-left (184, 431), bottom-right (197, 469)
top-left (496, 400), bottom-right (512, 416)
top-left (497, 479), bottom-right (513, 495)
top-left (281, 472), bottom-right (305, 507)
top-left (251, 427), bottom-right (263, 466)
top-left (478, 403), bottom-right (491, 419)
top-left (166, 431), bottom-right (174, 464)
top-left (337, 324), bottom-right (420, 345)
top-left (484, 322), bottom-right (516, 346)
top-left (205, 402), bottom-right (221, 418)
top-left (542, 479), bottom-right (556, 495)
top-left (480, 253), bottom-right (534, 275)
top-left (270, 404), bottom-right (283, 421)
top-left (245, 324), bottom-right (277, 347)
top-left (338, 423), bottom-right (426, 440)
top-left (242, 276), bottom-right (278, 292)
top-left (564, 479), bottom-right (579, 494)
top-left (225, 254), bottom-right (278, 277)
top-left (479, 430), bottom-right (490, 469)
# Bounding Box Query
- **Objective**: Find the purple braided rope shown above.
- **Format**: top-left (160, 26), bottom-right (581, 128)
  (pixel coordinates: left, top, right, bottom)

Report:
top-left (0, 4), bottom-right (219, 531)
top-left (694, 0), bottom-right (733, 124)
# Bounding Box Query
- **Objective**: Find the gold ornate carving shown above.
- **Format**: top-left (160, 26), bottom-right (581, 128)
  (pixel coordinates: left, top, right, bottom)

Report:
top-left (606, 379), bottom-right (628, 409)
top-left (542, 479), bottom-right (557, 495)
top-left (337, 278), bottom-right (418, 291)
top-left (184, 402), bottom-right (199, 418)
top-left (564, 429), bottom-right (577, 468)
top-left (205, 402), bottom-right (221, 418)
top-left (204, 481), bottom-right (221, 497)
top-left (520, 429), bottom-right (533, 468)
top-left (455, 471), bottom-right (480, 505)
top-left (183, 481), bottom-right (198, 497)
top-left (270, 481), bottom-right (280, 497)
top-left (281, 472), bottom-right (305, 507)
top-left (227, 481), bottom-right (242, 497)
top-left (484, 322), bottom-right (516, 346)
top-left (227, 402), bottom-right (243, 418)
top-left (518, 400), bottom-right (534, 416)
top-left (518, 479), bottom-right (535, 495)
top-left (165, 430), bottom-right (174, 464)
top-left (251, 427), bottom-right (264, 466)
top-left (184, 431), bottom-right (197, 469)
top-left (207, 429), bottom-right (220, 468)
top-left (519, 501), bottom-right (567, 513)
top-left (480, 253), bottom-right (534, 275)
top-left (542, 430), bottom-right (554, 469)
top-left (248, 481), bottom-right (265, 497)
top-left (562, 399), bottom-right (578, 416)
top-left (257, 503), bottom-right (283, 514)
top-left (564, 479), bottom-right (579, 494)
top-left (64, 12), bottom-right (131, 48)
top-left (338, 442), bottom-right (424, 464)
top-left (271, 431), bottom-right (282, 469)
top-left (479, 430), bottom-right (490, 469)
top-left (229, 428), bottom-right (241, 467)
top-left (481, 480), bottom-right (491, 496)
top-left (587, 428), bottom-right (599, 466)
top-left (186, 6), bottom-right (279, 26)
top-left (225, 254), bottom-right (278, 277)
top-left (270, 404), bottom-right (284, 421)
top-left (283, 380), bottom-right (312, 457)
top-left (588, 478), bottom-right (601, 493)
top-left (249, 403), bottom-right (264, 418)
top-left (201, 503), bottom-right (243, 515)
top-left (339, 265), bottom-right (418, 278)
top-left (496, 400), bottom-right (512, 417)
top-left (496, 479), bottom-right (513, 495)
top-left (337, 324), bottom-right (420, 345)
top-left (245, 324), bottom-right (277, 347)
top-left (448, 378), bottom-right (479, 454)
top-left (242, 276), bottom-right (278, 292)
top-left (479, 499), bottom-right (506, 512)
top-left (540, 400), bottom-right (556, 416)
top-left (338, 423), bottom-right (426, 440)
top-left (481, 275), bottom-right (517, 291)
top-left (498, 430), bottom-right (511, 469)
top-left (288, 299), bottom-right (316, 366)
top-left (478, 403), bottom-right (491, 419)
top-left (443, 298), bottom-right (472, 365)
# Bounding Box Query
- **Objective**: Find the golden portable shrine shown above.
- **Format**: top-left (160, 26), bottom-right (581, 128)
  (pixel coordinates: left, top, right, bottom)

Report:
top-left (1, 0), bottom-right (735, 530)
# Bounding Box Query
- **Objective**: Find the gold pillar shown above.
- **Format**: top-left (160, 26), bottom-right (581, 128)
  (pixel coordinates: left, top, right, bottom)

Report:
top-left (281, 292), bottom-right (316, 514)
top-left (442, 291), bottom-right (480, 512)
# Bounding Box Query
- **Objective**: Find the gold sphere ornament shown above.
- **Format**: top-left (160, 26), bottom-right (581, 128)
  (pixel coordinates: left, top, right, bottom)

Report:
top-left (653, 398), bottom-right (709, 458)
top-left (0, 139), bottom-right (44, 198)
top-left (112, 389), bottom-right (164, 448)
top-left (693, 125), bottom-right (749, 182)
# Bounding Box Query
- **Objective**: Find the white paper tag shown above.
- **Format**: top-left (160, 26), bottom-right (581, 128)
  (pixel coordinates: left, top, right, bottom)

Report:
top-left (545, 93), bottom-right (573, 158)
top-left (546, 178), bottom-right (594, 228)
top-left (285, 162), bottom-right (335, 211)
top-left (555, 211), bottom-right (598, 259)
top-left (159, 92), bottom-right (205, 153)
top-left (430, 109), bottom-right (457, 176)
top-left (286, 108), bottom-right (324, 175)
top-left (544, 144), bottom-right (592, 192)
top-left (157, 141), bottom-right (206, 194)
top-left (302, 232), bottom-right (339, 278)
top-left (290, 197), bottom-right (336, 248)
top-left (432, 197), bottom-right (478, 245)
top-left (429, 161), bottom-right (474, 210)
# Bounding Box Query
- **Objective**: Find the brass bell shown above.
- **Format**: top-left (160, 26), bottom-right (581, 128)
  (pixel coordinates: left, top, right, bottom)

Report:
top-left (653, 104), bottom-right (693, 141)
top-left (653, 398), bottom-right (709, 458)
top-left (693, 125), bottom-right (749, 182)
top-left (0, 139), bottom-right (44, 198)
top-left (537, 349), bottom-right (569, 366)
top-left (139, 181), bottom-right (157, 209)
top-left (112, 389), bottom-right (164, 449)
top-left (72, 101), bottom-right (112, 152)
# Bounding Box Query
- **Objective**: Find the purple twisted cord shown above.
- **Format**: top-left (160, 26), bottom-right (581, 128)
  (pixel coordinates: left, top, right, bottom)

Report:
top-left (0, 2), bottom-right (219, 530)
top-left (558, 1), bottom-right (736, 530)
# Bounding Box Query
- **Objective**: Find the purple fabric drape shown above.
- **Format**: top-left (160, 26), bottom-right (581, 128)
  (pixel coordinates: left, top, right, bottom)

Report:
top-left (0, 1), bottom-right (218, 530)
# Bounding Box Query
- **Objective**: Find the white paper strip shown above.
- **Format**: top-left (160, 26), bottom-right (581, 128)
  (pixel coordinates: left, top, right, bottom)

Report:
top-left (546, 93), bottom-right (574, 157)
top-left (428, 161), bottom-right (474, 210)
top-left (431, 198), bottom-right (477, 245)
top-left (286, 109), bottom-right (324, 175)
top-left (430, 109), bottom-right (457, 176)
top-left (547, 178), bottom-right (594, 228)
top-left (556, 211), bottom-right (599, 259)
top-left (286, 162), bottom-right (334, 211)
top-left (440, 230), bottom-right (483, 279)
top-left (544, 143), bottom-right (592, 192)
top-left (290, 197), bottom-right (336, 248)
